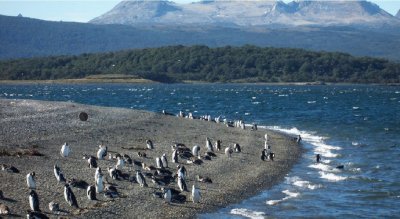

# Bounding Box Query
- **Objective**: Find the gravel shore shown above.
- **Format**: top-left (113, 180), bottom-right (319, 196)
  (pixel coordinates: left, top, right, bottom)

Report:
top-left (0, 99), bottom-right (302, 218)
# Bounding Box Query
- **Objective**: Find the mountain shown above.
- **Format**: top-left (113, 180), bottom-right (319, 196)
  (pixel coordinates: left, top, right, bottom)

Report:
top-left (1, 14), bottom-right (400, 60)
top-left (396, 9), bottom-right (400, 18)
top-left (90, 0), bottom-right (398, 27)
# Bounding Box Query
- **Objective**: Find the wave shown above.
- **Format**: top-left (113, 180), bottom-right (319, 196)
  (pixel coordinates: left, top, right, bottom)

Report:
top-left (319, 171), bottom-right (347, 181)
top-left (286, 176), bottom-right (322, 190)
top-left (230, 208), bottom-right (266, 219)
top-left (266, 190), bottom-right (300, 206)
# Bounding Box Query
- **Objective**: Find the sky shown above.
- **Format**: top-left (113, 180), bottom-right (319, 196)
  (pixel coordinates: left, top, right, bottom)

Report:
top-left (0, 0), bottom-right (399, 23)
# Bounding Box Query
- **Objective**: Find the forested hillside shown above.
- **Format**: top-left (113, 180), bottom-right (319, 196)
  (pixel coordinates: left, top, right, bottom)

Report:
top-left (1, 45), bottom-right (399, 83)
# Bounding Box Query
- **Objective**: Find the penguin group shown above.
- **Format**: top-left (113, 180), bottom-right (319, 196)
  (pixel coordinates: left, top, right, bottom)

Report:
top-left (0, 109), bottom-right (291, 217)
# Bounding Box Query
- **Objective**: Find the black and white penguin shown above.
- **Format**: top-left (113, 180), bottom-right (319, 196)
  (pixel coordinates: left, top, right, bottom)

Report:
top-left (136, 171), bottom-right (148, 187)
top-left (177, 176), bottom-right (188, 192)
top-left (88, 156), bottom-right (98, 168)
top-left (53, 165), bottom-right (66, 183)
top-left (225, 147), bottom-right (233, 158)
top-left (29, 190), bottom-right (40, 212)
top-left (191, 184), bottom-right (201, 203)
top-left (233, 143), bottom-right (241, 153)
top-left (268, 152), bottom-right (275, 161)
top-left (177, 165), bottom-right (187, 180)
top-left (172, 149), bottom-right (178, 163)
top-left (156, 157), bottom-right (163, 169)
top-left (95, 172), bottom-right (104, 193)
top-left (26, 172), bottom-right (36, 189)
top-left (215, 140), bottom-right (222, 151)
top-left (163, 188), bottom-right (172, 203)
top-left (48, 201), bottom-right (59, 212)
top-left (97, 145), bottom-right (107, 160)
top-left (124, 154), bottom-right (133, 165)
top-left (296, 135), bottom-right (302, 143)
top-left (108, 166), bottom-right (119, 180)
top-left (116, 155), bottom-right (125, 170)
top-left (161, 153), bottom-right (168, 168)
top-left (261, 149), bottom-right (267, 161)
top-left (251, 123), bottom-right (258, 131)
top-left (1, 164), bottom-right (19, 173)
top-left (206, 137), bottom-right (213, 152)
top-left (60, 142), bottom-right (70, 158)
top-left (192, 145), bottom-right (200, 159)
top-left (87, 185), bottom-right (96, 200)
top-left (146, 139), bottom-right (154, 150)
top-left (64, 184), bottom-right (79, 208)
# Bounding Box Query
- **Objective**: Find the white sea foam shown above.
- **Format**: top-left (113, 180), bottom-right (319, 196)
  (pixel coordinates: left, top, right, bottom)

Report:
top-left (319, 171), bottom-right (347, 181)
top-left (286, 176), bottom-right (322, 190)
top-left (266, 190), bottom-right (300, 206)
top-left (230, 208), bottom-right (266, 219)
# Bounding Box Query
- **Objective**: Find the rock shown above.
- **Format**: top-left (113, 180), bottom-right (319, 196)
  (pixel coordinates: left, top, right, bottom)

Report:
top-left (79, 112), bottom-right (88, 121)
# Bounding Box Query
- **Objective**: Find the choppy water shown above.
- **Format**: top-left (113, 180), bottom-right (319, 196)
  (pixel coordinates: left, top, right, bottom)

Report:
top-left (1, 83), bottom-right (399, 218)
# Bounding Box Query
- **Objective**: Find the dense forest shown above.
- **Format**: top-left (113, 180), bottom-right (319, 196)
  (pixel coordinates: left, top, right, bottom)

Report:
top-left (0, 45), bottom-right (399, 83)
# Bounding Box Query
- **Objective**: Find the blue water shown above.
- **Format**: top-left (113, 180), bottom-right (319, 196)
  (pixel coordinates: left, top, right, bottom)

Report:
top-left (1, 83), bottom-right (399, 218)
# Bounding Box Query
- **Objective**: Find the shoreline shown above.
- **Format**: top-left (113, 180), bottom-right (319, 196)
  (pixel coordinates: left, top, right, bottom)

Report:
top-left (0, 79), bottom-right (398, 86)
top-left (0, 99), bottom-right (302, 218)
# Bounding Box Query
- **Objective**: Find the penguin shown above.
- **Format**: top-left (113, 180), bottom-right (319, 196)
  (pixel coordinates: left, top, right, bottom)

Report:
top-left (27, 210), bottom-right (49, 219)
top-left (177, 165), bottom-right (187, 180)
top-left (54, 165), bottom-right (66, 183)
top-left (27, 172), bottom-right (36, 189)
top-left (0, 203), bottom-right (10, 215)
top-left (64, 184), bottom-right (79, 208)
top-left (88, 156), bottom-right (98, 168)
top-left (156, 157), bottom-right (163, 169)
top-left (116, 155), bottom-right (125, 170)
top-left (206, 137), bottom-right (213, 152)
top-left (97, 145), bottom-right (107, 160)
top-left (104, 185), bottom-right (119, 198)
top-left (316, 154), bottom-right (321, 163)
top-left (123, 154), bottom-right (133, 165)
top-left (146, 139), bottom-right (154, 150)
top-left (191, 184), bottom-right (201, 203)
top-left (163, 188), bottom-right (172, 203)
top-left (265, 133), bottom-right (268, 142)
top-left (264, 141), bottom-right (269, 150)
top-left (268, 152), bottom-right (275, 161)
top-left (296, 135), bottom-right (302, 143)
top-left (136, 170), bottom-right (148, 187)
top-left (108, 166), bottom-right (119, 180)
top-left (172, 149), bottom-right (178, 163)
top-left (95, 173), bottom-right (104, 193)
top-left (1, 164), bottom-right (19, 173)
top-left (60, 142), bottom-right (70, 158)
top-left (261, 149), bottom-right (267, 161)
top-left (87, 185), bottom-right (96, 200)
top-left (48, 201), bottom-right (59, 212)
top-left (177, 176), bottom-right (188, 192)
top-left (225, 147), bottom-right (233, 158)
top-left (215, 140), bottom-right (221, 151)
top-left (233, 143), bottom-right (241, 153)
top-left (161, 153), bottom-right (168, 168)
top-left (192, 145), bottom-right (200, 159)
top-left (336, 165), bottom-right (344, 170)
top-left (251, 123), bottom-right (258, 131)
top-left (95, 167), bottom-right (102, 182)
top-left (29, 190), bottom-right (40, 212)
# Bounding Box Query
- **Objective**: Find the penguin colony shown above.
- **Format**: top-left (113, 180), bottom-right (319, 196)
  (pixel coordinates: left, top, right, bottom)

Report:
top-left (0, 109), bottom-right (301, 217)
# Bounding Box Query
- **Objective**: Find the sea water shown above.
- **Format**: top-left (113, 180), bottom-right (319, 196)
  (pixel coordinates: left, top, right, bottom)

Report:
top-left (1, 83), bottom-right (399, 218)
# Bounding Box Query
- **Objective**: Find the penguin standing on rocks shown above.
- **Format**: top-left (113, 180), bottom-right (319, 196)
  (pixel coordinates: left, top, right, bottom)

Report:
top-left (177, 176), bottom-right (188, 192)
top-left (146, 140), bottom-right (154, 150)
top-left (116, 155), bottom-right (125, 170)
top-left (261, 149), bottom-right (267, 161)
top-left (225, 147), bottom-right (233, 158)
top-left (60, 142), bottom-right (70, 158)
top-left (156, 157), bottom-right (163, 169)
top-left (95, 173), bottom-right (104, 193)
top-left (29, 190), bottom-right (40, 212)
top-left (97, 145), bottom-right (107, 160)
top-left (172, 149), bottom-right (178, 163)
top-left (27, 172), bottom-right (36, 189)
top-left (163, 188), bottom-right (172, 203)
top-left (215, 140), bottom-right (222, 151)
top-left (87, 185), bottom-right (96, 200)
top-left (64, 184), bottom-right (79, 208)
top-left (177, 165), bottom-right (187, 180)
top-left (192, 145), bottom-right (200, 159)
top-left (206, 138), bottom-right (213, 152)
top-left (161, 153), bottom-right (168, 168)
top-left (233, 143), bottom-right (241, 153)
top-left (54, 165), bottom-right (66, 183)
top-left (88, 156), bottom-right (98, 168)
top-left (191, 184), bottom-right (201, 203)
top-left (136, 170), bottom-right (148, 187)
top-left (48, 201), bottom-right (59, 212)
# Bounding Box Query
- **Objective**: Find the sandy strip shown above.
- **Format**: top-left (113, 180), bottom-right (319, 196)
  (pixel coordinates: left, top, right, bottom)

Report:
top-left (0, 99), bottom-right (302, 218)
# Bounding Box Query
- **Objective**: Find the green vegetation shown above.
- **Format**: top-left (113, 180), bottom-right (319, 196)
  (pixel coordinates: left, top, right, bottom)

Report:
top-left (1, 45), bottom-right (399, 83)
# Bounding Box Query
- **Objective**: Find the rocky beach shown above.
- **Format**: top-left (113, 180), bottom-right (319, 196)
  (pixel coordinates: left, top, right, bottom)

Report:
top-left (0, 98), bottom-right (302, 218)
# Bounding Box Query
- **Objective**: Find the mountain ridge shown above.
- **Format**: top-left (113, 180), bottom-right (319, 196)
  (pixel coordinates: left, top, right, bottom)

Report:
top-left (90, 0), bottom-right (399, 27)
